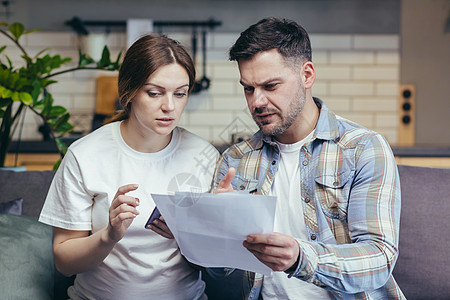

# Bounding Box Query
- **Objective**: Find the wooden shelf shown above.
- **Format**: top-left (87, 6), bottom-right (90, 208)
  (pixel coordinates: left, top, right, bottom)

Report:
top-left (395, 157), bottom-right (450, 169)
top-left (5, 153), bottom-right (61, 171)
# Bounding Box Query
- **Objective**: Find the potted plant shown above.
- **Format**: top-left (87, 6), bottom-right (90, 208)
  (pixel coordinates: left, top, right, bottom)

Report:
top-left (0, 22), bottom-right (121, 169)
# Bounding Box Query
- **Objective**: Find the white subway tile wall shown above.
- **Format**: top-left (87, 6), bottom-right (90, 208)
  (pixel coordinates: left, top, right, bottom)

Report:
top-left (2, 31), bottom-right (400, 145)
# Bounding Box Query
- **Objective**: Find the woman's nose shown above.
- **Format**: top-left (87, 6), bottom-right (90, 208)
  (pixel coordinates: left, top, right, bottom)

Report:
top-left (161, 94), bottom-right (175, 111)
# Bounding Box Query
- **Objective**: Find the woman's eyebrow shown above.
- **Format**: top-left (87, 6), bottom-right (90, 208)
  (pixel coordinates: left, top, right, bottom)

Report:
top-left (143, 83), bottom-right (189, 90)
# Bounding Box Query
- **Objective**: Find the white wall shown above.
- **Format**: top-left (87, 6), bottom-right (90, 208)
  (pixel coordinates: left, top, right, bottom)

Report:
top-left (2, 30), bottom-right (400, 145)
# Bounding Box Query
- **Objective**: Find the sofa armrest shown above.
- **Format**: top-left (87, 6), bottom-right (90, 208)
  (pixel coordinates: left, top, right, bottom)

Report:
top-left (393, 165), bottom-right (450, 299)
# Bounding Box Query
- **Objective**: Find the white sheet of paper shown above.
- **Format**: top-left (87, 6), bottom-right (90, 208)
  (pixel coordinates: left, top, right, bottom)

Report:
top-left (151, 192), bottom-right (277, 275)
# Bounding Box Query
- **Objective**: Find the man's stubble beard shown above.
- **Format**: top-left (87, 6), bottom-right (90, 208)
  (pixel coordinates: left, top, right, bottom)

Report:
top-left (253, 87), bottom-right (306, 137)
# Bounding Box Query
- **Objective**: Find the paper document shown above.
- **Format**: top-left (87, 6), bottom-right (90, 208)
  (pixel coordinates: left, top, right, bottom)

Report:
top-left (151, 192), bottom-right (277, 275)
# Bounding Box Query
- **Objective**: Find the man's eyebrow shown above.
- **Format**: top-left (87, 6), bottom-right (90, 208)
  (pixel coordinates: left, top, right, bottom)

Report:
top-left (239, 80), bottom-right (248, 87)
top-left (240, 78), bottom-right (281, 87)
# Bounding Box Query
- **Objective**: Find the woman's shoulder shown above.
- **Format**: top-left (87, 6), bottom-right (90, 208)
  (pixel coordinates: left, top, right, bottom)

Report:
top-left (176, 127), bottom-right (214, 147)
top-left (69, 122), bottom-right (119, 153)
top-left (175, 127), bottom-right (219, 155)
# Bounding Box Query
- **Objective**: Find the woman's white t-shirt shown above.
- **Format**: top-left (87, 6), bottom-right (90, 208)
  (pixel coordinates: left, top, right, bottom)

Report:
top-left (39, 122), bottom-right (219, 300)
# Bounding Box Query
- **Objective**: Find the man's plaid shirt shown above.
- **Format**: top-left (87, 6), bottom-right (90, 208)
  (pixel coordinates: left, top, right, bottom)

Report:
top-left (212, 98), bottom-right (405, 299)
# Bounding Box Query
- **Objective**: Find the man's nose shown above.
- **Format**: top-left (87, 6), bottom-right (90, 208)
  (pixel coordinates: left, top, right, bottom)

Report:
top-left (252, 89), bottom-right (269, 108)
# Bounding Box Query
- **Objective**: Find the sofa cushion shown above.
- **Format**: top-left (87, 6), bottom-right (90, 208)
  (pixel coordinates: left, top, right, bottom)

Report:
top-left (0, 214), bottom-right (54, 299)
top-left (0, 197), bottom-right (23, 215)
top-left (0, 170), bottom-right (55, 218)
top-left (393, 165), bottom-right (450, 299)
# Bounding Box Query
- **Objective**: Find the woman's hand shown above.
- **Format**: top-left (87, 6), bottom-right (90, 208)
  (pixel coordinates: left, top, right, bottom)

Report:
top-left (149, 216), bottom-right (175, 239)
top-left (107, 184), bottom-right (140, 242)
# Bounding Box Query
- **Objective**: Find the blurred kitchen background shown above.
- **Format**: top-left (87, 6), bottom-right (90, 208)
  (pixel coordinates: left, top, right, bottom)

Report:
top-left (1, 0), bottom-right (450, 169)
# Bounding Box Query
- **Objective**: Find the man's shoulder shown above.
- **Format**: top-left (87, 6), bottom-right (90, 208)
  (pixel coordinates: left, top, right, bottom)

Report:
top-left (222, 131), bottom-right (264, 159)
top-left (316, 98), bottom-right (387, 148)
top-left (332, 115), bottom-right (390, 153)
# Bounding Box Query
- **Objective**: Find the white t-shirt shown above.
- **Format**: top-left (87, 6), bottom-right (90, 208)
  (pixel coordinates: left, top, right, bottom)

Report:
top-left (39, 122), bottom-right (219, 300)
top-left (262, 131), bottom-right (333, 299)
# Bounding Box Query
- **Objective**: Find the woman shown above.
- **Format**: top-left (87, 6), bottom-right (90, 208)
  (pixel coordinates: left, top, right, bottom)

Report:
top-left (39, 34), bottom-right (219, 299)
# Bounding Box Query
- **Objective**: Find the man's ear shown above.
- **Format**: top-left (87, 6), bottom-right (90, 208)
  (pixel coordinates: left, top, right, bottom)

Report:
top-left (302, 61), bottom-right (315, 89)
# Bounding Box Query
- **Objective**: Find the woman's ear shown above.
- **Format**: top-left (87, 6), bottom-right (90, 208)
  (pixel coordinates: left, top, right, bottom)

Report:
top-left (302, 61), bottom-right (315, 89)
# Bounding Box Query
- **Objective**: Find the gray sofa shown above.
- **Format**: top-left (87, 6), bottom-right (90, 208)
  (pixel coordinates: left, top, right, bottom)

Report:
top-left (1, 165), bottom-right (449, 299)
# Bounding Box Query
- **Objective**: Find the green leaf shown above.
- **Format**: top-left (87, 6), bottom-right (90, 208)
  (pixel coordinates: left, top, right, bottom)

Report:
top-left (0, 109), bottom-right (4, 118)
top-left (18, 92), bottom-right (32, 105)
top-left (55, 137), bottom-right (68, 155)
top-left (46, 118), bottom-right (56, 126)
top-left (34, 102), bottom-right (44, 110)
top-left (33, 48), bottom-right (51, 59)
top-left (0, 94), bottom-right (11, 103)
top-left (0, 85), bottom-right (6, 98)
top-left (0, 46), bottom-right (6, 55)
top-left (48, 105), bottom-right (67, 117)
top-left (6, 71), bottom-right (19, 88)
top-left (115, 51), bottom-right (122, 64)
top-left (40, 79), bottom-right (57, 88)
top-left (31, 80), bottom-right (41, 103)
top-left (20, 54), bottom-right (32, 66)
top-left (24, 28), bottom-right (41, 35)
top-left (97, 46), bottom-right (111, 68)
top-left (6, 55), bottom-right (12, 69)
top-left (78, 49), bottom-right (95, 67)
top-left (1, 88), bottom-right (12, 99)
top-left (41, 92), bottom-right (53, 116)
top-left (111, 51), bottom-right (122, 70)
top-left (54, 112), bottom-right (70, 127)
top-left (14, 77), bottom-right (29, 90)
top-left (61, 57), bottom-right (72, 64)
top-left (9, 23), bottom-right (25, 40)
top-left (53, 159), bottom-right (62, 170)
top-left (0, 22), bottom-right (8, 27)
top-left (56, 121), bottom-right (74, 133)
top-left (11, 91), bottom-right (19, 101)
top-left (53, 113), bottom-right (73, 134)
top-left (0, 67), bottom-right (8, 83)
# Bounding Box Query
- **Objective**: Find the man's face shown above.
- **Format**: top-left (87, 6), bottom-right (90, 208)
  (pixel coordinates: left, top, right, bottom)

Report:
top-left (238, 49), bottom-right (306, 139)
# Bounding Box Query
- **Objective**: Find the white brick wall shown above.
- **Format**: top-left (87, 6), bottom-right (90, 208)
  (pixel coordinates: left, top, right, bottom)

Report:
top-left (2, 31), bottom-right (400, 145)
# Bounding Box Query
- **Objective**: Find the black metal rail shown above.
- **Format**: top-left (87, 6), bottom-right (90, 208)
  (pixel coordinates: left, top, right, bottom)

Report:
top-left (65, 17), bottom-right (222, 35)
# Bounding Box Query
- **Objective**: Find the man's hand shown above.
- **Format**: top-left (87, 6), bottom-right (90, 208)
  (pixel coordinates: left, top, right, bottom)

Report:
top-left (107, 184), bottom-right (140, 242)
top-left (149, 216), bottom-right (174, 239)
top-left (214, 167), bottom-right (236, 194)
top-left (243, 232), bottom-right (300, 272)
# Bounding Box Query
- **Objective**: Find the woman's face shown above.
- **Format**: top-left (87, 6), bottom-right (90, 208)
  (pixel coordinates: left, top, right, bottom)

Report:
top-left (129, 63), bottom-right (189, 138)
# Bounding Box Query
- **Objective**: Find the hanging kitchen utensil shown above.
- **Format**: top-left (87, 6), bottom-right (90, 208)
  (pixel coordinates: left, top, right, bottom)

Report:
top-left (191, 28), bottom-right (201, 93)
top-left (191, 27), bottom-right (198, 67)
top-left (192, 29), bottom-right (210, 93)
top-left (199, 29), bottom-right (210, 90)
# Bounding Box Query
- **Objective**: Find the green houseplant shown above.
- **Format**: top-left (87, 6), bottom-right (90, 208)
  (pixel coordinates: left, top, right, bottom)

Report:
top-left (0, 22), bottom-right (121, 169)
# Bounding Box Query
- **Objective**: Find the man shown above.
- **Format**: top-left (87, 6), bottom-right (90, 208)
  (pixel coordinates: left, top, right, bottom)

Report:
top-left (213, 17), bottom-right (405, 299)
